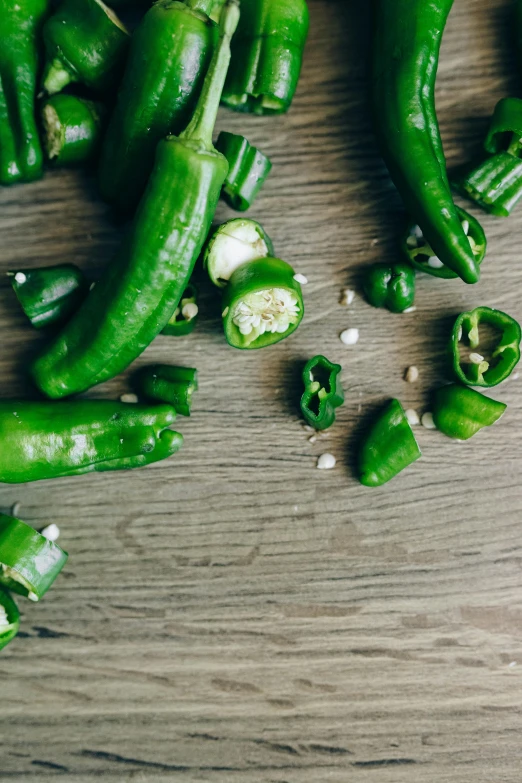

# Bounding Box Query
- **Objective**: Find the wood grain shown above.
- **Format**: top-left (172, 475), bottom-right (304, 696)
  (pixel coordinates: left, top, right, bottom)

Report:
top-left (1, 0), bottom-right (522, 780)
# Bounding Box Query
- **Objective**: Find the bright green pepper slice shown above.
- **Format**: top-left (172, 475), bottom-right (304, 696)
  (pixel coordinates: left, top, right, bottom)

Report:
top-left (484, 98), bottom-right (522, 156)
top-left (161, 284), bottom-right (199, 336)
top-left (215, 132), bottom-right (272, 211)
top-left (453, 153), bottom-right (522, 218)
top-left (41, 95), bottom-right (106, 167)
top-left (0, 588), bottom-right (20, 652)
top-left (359, 399), bottom-right (421, 487)
top-left (0, 516), bottom-right (68, 601)
top-left (433, 384), bottom-right (507, 441)
top-left (300, 355), bottom-right (344, 431)
top-left (451, 307), bottom-right (522, 388)
top-left (204, 218), bottom-right (274, 288)
top-left (362, 262), bottom-right (415, 313)
top-left (133, 365), bottom-right (198, 417)
top-left (9, 264), bottom-right (89, 330)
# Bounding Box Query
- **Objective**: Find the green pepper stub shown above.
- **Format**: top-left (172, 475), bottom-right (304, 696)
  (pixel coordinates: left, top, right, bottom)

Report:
top-left (402, 207), bottom-right (486, 279)
top-left (484, 98), bottom-right (522, 156)
top-left (41, 95), bottom-right (106, 167)
top-left (9, 264), bottom-right (89, 330)
top-left (433, 384), bottom-right (507, 441)
top-left (300, 355), bottom-right (344, 431)
top-left (0, 588), bottom-right (20, 652)
top-left (215, 132), bottom-right (272, 211)
top-left (161, 284), bottom-right (199, 336)
top-left (222, 258), bottom-right (304, 349)
top-left (204, 218), bottom-right (274, 288)
top-left (451, 307), bottom-right (522, 388)
top-left (453, 153), bottom-right (522, 218)
top-left (359, 399), bottom-right (421, 487)
top-left (0, 515), bottom-right (68, 602)
top-left (133, 365), bottom-right (198, 417)
top-left (362, 262), bottom-right (415, 313)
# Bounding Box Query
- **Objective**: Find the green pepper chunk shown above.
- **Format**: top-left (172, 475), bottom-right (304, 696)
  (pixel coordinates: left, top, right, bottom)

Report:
top-left (222, 258), bottom-right (304, 349)
top-left (215, 132), bottom-right (272, 211)
top-left (133, 365), bottom-right (198, 417)
top-left (41, 95), bottom-right (106, 167)
top-left (0, 588), bottom-right (20, 652)
top-left (0, 0), bottom-right (49, 185)
top-left (204, 218), bottom-right (274, 288)
top-left (451, 307), bottom-right (522, 388)
top-left (359, 399), bottom-right (421, 487)
top-left (42, 0), bottom-right (129, 95)
top-left (9, 264), bottom-right (89, 330)
top-left (33, 2), bottom-right (238, 399)
top-left (433, 384), bottom-right (507, 441)
top-left (162, 284), bottom-right (199, 336)
top-left (221, 0), bottom-right (309, 115)
top-left (484, 98), bottom-right (522, 156)
top-left (362, 262), bottom-right (415, 313)
top-left (0, 515), bottom-right (68, 601)
top-left (0, 401), bottom-right (182, 483)
top-left (300, 356), bottom-right (344, 431)
top-left (98, 0), bottom-right (218, 215)
top-left (453, 153), bottom-right (522, 218)
top-left (402, 207), bottom-right (486, 279)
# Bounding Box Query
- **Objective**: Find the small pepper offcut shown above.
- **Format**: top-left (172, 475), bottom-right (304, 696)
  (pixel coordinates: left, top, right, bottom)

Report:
top-left (362, 262), bottom-right (415, 313)
top-left (433, 384), bottom-right (507, 441)
top-left (215, 132), bottom-right (272, 210)
top-left (133, 365), bottom-right (198, 417)
top-left (359, 399), bottom-right (421, 487)
top-left (300, 355), bottom-right (344, 430)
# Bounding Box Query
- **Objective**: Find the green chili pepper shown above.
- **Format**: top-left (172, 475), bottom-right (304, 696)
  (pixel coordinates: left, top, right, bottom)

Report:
top-left (453, 153), bottom-right (522, 218)
top-left (33, 1), bottom-right (238, 399)
top-left (359, 399), bottom-right (421, 487)
top-left (0, 0), bottom-right (50, 185)
top-left (433, 384), bottom-right (506, 441)
top-left (133, 365), bottom-right (198, 417)
top-left (484, 98), bottom-right (522, 156)
top-left (300, 355), bottom-right (344, 431)
top-left (98, 0), bottom-right (218, 215)
top-left (0, 588), bottom-right (20, 652)
top-left (362, 262), bottom-right (415, 313)
top-left (162, 284), bottom-right (199, 336)
top-left (221, 257), bottom-right (304, 349)
top-left (41, 95), bottom-right (106, 167)
top-left (42, 0), bottom-right (129, 95)
top-left (0, 401), bottom-right (182, 483)
top-left (9, 264), bottom-right (89, 330)
top-left (451, 307), bottom-right (522, 388)
top-left (0, 515), bottom-right (68, 601)
top-left (221, 0), bottom-right (309, 115)
top-left (204, 218), bottom-right (274, 288)
top-left (215, 132), bottom-right (272, 211)
top-left (373, 0), bottom-right (481, 284)
top-left (402, 207), bottom-right (486, 279)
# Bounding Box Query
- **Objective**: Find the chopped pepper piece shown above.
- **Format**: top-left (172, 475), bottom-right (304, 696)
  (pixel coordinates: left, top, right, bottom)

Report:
top-left (453, 153), bottom-right (522, 218)
top-left (0, 515), bottom-right (68, 601)
top-left (451, 307), bottom-right (522, 388)
top-left (204, 218), bottom-right (274, 288)
top-left (300, 355), bottom-right (344, 431)
top-left (9, 264), bottom-right (88, 330)
top-left (0, 588), bottom-right (20, 652)
top-left (362, 262), bottom-right (415, 313)
top-left (215, 132), bottom-right (272, 210)
top-left (161, 284), bottom-right (199, 336)
top-left (359, 399), bottom-right (421, 487)
top-left (41, 95), bottom-right (106, 167)
top-left (133, 365), bottom-right (198, 417)
top-left (484, 97), bottom-right (522, 156)
top-left (433, 384), bottom-right (506, 441)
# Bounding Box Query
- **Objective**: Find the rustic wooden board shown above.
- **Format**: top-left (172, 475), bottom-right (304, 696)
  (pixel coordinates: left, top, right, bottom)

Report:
top-left (1, 0), bottom-right (522, 779)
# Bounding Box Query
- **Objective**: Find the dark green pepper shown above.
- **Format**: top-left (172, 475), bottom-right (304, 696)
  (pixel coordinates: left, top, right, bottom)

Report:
top-left (133, 365), bottom-right (198, 417)
top-left (221, 0), bottom-right (309, 115)
top-left (451, 307), bottom-right (522, 388)
top-left (0, 401), bottom-right (182, 483)
top-left (33, 1), bottom-right (238, 399)
top-left (204, 218), bottom-right (274, 288)
top-left (9, 264), bottom-right (89, 330)
top-left (0, 588), bottom-right (20, 652)
top-left (215, 132), bottom-right (272, 210)
top-left (0, 0), bottom-right (50, 185)
top-left (98, 0), bottom-right (218, 215)
top-left (0, 515), bottom-right (68, 601)
top-left (41, 95), bottom-right (106, 167)
top-left (161, 284), bottom-right (199, 336)
top-left (433, 384), bottom-right (506, 441)
top-left (42, 0), bottom-right (130, 95)
top-left (484, 98), bottom-right (522, 156)
top-left (373, 0), bottom-right (481, 284)
top-left (300, 355), bottom-right (344, 431)
top-left (453, 153), bottom-right (522, 218)
top-left (359, 399), bottom-right (421, 487)
top-left (362, 262), bottom-right (415, 313)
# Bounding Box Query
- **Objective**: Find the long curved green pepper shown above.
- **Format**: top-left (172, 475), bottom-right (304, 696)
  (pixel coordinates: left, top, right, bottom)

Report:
top-left (33, 1), bottom-right (239, 399)
top-left (372, 0), bottom-right (481, 284)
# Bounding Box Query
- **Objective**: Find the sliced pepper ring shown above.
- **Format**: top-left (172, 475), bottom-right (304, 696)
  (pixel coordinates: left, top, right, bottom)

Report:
top-left (300, 355), bottom-right (344, 430)
top-left (133, 365), bottom-right (198, 417)
top-left (452, 152), bottom-right (522, 218)
top-left (204, 218), bottom-right (274, 288)
top-left (215, 132), bottom-right (272, 211)
top-left (161, 284), bottom-right (199, 336)
top-left (0, 587), bottom-right (20, 652)
top-left (484, 97), bottom-right (522, 156)
top-left (451, 307), bottom-right (522, 387)
top-left (0, 515), bottom-right (68, 602)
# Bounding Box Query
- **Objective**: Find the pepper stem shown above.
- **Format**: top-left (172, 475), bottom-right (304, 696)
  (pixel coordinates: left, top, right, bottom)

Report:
top-left (180, 0), bottom-right (240, 149)
top-left (185, 0), bottom-right (215, 16)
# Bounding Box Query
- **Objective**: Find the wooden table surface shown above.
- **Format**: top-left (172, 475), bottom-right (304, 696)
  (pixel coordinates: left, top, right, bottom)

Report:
top-left (2, 1), bottom-right (522, 780)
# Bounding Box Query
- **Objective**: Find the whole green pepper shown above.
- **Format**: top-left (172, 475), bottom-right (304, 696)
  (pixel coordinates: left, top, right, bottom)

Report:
top-left (433, 385), bottom-right (506, 441)
top-left (204, 217), bottom-right (274, 287)
top-left (98, 0), bottom-right (218, 215)
top-left (362, 262), bottom-right (415, 313)
top-left (0, 0), bottom-right (50, 185)
top-left (215, 132), bottom-right (272, 210)
top-left (41, 95), bottom-right (106, 167)
top-left (359, 399), bottom-right (421, 487)
top-left (300, 355), bottom-right (344, 431)
top-left (33, 1), bottom-right (238, 399)
top-left (372, 0), bottom-right (481, 284)
top-left (221, 0), bottom-right (309, 115)
top-left (9, 264), bottom-right (89, 329)
top-left (0, 588), bottom-right (20, 652)
top-left (42, 0), bottom-right (130, 95)
top-left (133, 365), bottom-right (198, 417)
top-left (0, 401), bottom-right (182, 483)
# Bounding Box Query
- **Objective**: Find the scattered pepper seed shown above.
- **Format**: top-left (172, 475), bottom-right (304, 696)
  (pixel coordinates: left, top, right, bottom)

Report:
top-left (181, 302), bottom-right (198, 320)
top-left (339, 288), bottom-right (355, 306)
top-left (222, 306), bottom-right (229, 318)
top-left (421, 411), bottom-right (436, 430)
top-left (120, 393), bottom-right (138, 404)
top-left (428, 256), bottom-right (444, 269)
top-left (308, 435), bottom-right (317, 444)
top-left (317, 453), bottom-right (336, 470)
top-left (402, 306), bottom-right (416, 313)
top-left (10, 502), bottom-right (20, 517)
top-left (293, 273), bottom-right (308, 285)
top-left (469, 352), bottom-right (484, 365)
top-left (340, 327), bottom-right (359, 345)
top-left (14, 272), bottom-right (26, 284)
top-left (405, 365), bottom-right (419, 383)
top-left (405, 408), bottom-right (420, 426)
top-left (40, 523), bottom-right (60, 542)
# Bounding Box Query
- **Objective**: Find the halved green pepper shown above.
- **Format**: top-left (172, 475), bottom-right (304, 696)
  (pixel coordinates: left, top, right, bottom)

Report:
top-left (133, 365), bottom-right (198, 417)
top-left (362, 262), bottom-right (415, 313)
top-left (0, 588), bottom-right (20, 652)
top-left (433, 384), bottom-right (507, 441)
top-left (204, 218), bottom-right (274, 288)
top-left (41, 95), bottom-right (106, 167)
top-left (215, 132), bottom-right (272, 210)
top-left (451, 307), bottom-right (522, 387)
top-left (162, 284), bottom-right (199, 336)
top-left (359, 399), bottom-right (421, 487)
top-left (9, 264), bottom-right (89, 330)
top-left (0, 515), bottom-right (68, 601)
top-left (300, 355), bottom-right (344, 431)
